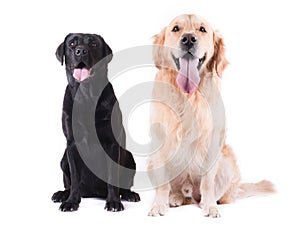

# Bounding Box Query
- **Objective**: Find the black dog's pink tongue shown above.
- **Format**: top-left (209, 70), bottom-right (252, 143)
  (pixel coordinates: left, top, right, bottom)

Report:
top-left (176, 57), bottom-right (200, 93)
top-left (73, 68), bottom-right (90, 81)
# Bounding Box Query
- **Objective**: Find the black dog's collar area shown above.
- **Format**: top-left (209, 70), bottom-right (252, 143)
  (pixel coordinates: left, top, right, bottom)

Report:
top-left (172, 53), bottom-right (206, 71)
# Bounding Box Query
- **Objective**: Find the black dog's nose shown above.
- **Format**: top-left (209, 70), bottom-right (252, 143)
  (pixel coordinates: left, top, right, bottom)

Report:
top-left (180, 33), bottom-right (198, 49)
top-left (75, 46), bottom-right (88, 56)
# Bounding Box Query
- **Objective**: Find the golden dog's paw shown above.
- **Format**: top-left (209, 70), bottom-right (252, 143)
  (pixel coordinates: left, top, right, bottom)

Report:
top-left (148, 203), bottom-right (169, 216)
top-left (203, 206), bottom-right (221, 218)
top-left (169, 193), bottom-right (184, 207)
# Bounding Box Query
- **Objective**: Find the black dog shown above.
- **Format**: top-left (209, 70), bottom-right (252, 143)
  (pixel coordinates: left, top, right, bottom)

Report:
top-left (52, 33), bottom-right (140, 212)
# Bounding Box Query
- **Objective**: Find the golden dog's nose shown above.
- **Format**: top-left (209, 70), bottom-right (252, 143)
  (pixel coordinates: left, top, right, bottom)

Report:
top-left (180, 33), bottom-right (198, 49)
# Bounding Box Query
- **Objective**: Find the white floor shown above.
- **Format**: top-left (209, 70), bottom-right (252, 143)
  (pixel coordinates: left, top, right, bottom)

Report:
top-left (2, 184), bottom-right (297, 234)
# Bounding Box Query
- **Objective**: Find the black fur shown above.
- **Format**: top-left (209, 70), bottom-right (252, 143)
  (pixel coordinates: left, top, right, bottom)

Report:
top-left (52, 33), bottom-right (140, 212)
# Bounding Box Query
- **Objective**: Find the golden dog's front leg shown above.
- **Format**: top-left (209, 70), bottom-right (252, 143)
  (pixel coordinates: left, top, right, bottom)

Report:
top-left (200, 162), bottom-right (220, 218)
top-left (148, 183), bottom-right (171, 216)
top-left (147, 120), bottom-right (173, 216)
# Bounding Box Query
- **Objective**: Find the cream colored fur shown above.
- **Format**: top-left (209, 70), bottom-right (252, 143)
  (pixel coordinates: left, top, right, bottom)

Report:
top-left (148, 14), bottom-right (274, 217)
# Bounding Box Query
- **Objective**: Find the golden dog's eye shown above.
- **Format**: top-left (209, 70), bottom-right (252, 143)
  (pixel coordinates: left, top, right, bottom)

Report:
top-left (199, 26), bottom-right (206, 33)
top-left (172, 25), bottom-right (180, 32)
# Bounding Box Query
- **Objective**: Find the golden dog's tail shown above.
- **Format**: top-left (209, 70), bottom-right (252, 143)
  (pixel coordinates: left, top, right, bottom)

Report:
top-left (237, 180), bottom-right (275, 199)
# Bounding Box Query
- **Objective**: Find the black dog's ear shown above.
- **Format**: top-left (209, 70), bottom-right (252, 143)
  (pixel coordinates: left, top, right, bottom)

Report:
top-left (56, 34), bottom-right (72, 66)
top-left (104, 41), bottom-right (113, 63)
top-left (55, 42), bottom-right (65, 65)
top-left (94, 34), bottom-right (113, 63)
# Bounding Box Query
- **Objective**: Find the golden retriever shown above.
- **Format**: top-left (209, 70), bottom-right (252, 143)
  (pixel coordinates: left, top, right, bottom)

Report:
top-left (148, 14), bottom-right (274, 217)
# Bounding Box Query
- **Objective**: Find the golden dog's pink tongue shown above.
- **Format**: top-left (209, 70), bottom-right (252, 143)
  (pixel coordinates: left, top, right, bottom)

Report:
top-left (73, 68), bottom-right (90, 81)
top-left (176, 57), bottom-right (200, 93)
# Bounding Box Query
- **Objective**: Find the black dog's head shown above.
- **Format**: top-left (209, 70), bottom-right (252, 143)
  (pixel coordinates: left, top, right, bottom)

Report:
top-left (56, 33), bottom-right (112, 86)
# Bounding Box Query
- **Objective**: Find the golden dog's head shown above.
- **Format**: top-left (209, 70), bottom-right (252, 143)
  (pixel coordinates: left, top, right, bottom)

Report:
top-left (153, 14), bottom-right (228, 93)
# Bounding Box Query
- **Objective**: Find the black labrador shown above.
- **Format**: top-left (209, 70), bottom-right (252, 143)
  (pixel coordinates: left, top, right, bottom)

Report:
top-left (52, 33), bottom-right (140, 212)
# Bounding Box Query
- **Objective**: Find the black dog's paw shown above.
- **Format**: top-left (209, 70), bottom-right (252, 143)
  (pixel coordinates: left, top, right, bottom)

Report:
top-left (104, 201), bottom-right (124, 212)
top-left (121, 191), bottom-right (141, 202)
top-left (52, 190), bottom-right (70, 203)
top-left (59, 201), bottom-right (79, 212)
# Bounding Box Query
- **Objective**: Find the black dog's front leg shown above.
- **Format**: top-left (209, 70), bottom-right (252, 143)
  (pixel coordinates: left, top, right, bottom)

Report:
top-left (59, 142), bottom-right (81, 212)
top-left (105, 185), bottom-right (124, 212)
top-left (52, 150), bottom-right (70, 203)
top-left (104, 145), bottom-right (124, 212)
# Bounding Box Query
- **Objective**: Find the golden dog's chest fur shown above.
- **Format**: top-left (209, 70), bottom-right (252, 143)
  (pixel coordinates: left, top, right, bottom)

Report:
top-left (150, 69), bottom-right (218, 196)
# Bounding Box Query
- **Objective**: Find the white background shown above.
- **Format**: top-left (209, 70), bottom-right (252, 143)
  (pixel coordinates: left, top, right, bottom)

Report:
top-left (1, 0), bottom-right (300, 233)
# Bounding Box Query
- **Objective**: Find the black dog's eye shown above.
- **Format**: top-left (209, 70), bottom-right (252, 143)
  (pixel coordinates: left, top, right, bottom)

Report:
top-left (172, 25), bottom-right (180, 32)
top-left (69, 41), bottom-right (76, 47)
top-left (91, 42), bottom-right (97, 47)
top-left (199, 26), bottom-right (206, 33)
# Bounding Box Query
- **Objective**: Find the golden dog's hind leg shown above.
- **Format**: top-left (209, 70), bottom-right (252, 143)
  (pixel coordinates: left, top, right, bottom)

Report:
top-left (169, 191), bottom-right (184, 207)
top-left (215, 145), bottom-right (241, 204)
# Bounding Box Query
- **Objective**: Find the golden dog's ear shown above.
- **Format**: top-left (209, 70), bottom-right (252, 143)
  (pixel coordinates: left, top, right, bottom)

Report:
top-left (207, 31), bottom-right (229, 77)
top-left (152, 27), bottom-right (166, 69)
